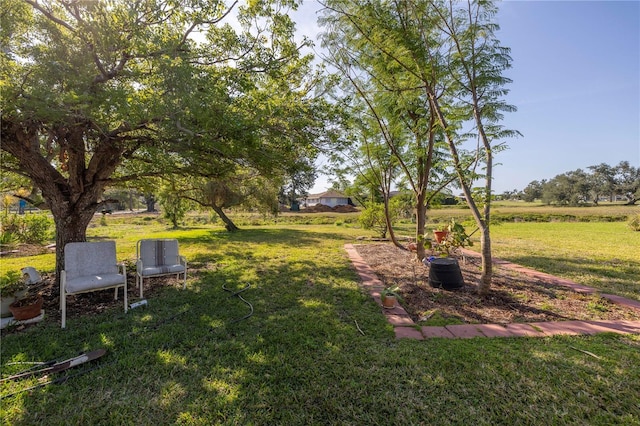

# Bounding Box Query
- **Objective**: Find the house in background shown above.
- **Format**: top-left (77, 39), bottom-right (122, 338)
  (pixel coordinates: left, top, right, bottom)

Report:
top-left (303, 190), bottom-right (353, 208)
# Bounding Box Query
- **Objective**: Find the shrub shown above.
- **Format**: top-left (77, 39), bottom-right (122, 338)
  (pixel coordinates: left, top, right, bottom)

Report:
top-left (20, 213), bottom-right (53, 243)
top-left (0, 213), bottom-right (53, 244)
top-left (0, 230), bottom-right (18, 247)
top-left (0, 270), bottom-right (26, 298)
top-left (358, 203), bottom-right (388, 238)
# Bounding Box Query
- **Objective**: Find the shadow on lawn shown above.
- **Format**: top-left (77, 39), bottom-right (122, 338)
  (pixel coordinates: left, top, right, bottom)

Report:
top-left (2, 225), bottom-right (391, 422)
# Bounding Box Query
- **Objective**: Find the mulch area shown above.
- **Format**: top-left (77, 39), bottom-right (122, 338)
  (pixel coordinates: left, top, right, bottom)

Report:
top-left (354, 243), bottom-right (640, 325)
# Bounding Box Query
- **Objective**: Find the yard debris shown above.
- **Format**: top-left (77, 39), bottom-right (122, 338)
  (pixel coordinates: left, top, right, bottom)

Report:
top-left (569, 346), bottom-right (602, 360)
top-left (1, 349), bottom-right (106, 383)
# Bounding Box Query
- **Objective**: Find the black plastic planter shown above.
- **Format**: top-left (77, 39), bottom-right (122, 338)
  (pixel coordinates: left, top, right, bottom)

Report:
top-left (428, 258), bottom-right (465, 290)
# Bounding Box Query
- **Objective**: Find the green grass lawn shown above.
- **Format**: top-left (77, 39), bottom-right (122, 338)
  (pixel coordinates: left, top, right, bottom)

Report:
top-left (481, 221), bottom-right (640, 302)
top-left (1, 214), bottom-right (640, 424)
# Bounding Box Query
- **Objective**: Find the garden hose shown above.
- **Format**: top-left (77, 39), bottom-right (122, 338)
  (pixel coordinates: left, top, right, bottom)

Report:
top-left (222, 283), bottom-right (254, 323)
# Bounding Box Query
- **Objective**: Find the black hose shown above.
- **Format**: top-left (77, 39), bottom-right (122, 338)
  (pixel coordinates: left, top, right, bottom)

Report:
top-left (222, 283), bottom-right (254, 323)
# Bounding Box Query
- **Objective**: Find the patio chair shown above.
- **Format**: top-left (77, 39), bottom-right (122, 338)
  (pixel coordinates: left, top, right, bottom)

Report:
top-left (136, 239), bottom-right (187, 298)
top-left (60, 241), bottom-right (127, 329)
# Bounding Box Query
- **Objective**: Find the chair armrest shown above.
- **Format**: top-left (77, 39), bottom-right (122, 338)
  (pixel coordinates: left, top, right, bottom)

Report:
top-left (179, 255), bottom-right (187, 267)
top-left (117, 262), bottom-right (127, 277)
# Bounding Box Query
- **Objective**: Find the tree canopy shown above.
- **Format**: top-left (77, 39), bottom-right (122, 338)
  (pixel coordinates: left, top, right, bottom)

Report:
top-left (519, 161), bottom-right (640, 205)
top-left (1, 0), bottom-right (337, 281)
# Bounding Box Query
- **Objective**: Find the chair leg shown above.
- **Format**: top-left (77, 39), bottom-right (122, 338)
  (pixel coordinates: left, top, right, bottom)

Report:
top-left (123, 283), bottom-right (128, 313)
top-left (139, 276), bottom-right (144, 299)
top-left (60, 272), bottom-right (66, 329)
top-left (61, 296), bottom-right (66, 329)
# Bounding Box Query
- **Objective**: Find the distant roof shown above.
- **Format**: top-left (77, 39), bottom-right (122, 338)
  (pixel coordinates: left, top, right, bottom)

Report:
top-left (306, 190), bottom-right (348, 198)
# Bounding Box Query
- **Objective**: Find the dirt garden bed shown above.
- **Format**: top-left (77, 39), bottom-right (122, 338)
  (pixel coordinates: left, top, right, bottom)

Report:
top-left (354, 243), bottom-right (640, 325)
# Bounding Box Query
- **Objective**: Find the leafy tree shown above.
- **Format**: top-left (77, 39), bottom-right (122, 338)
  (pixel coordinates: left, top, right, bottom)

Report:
top-left (389, 191), bottom-right (415, 220)
top-left (321, 0), bottom-right (519, 293)
top-left (1, 0), bottom-right (329, 282)
top-left (522, 180), bottom-right (544, 202)
top-left (535, 162), bottom-right (639, 206)
top-left (542, 170), bottom-right (592, 206)
top-left (186, 170), bottom-right (281, 231)
top-left (568, 169), bottom-right (592, 204)
top-left (541, 174), bottom-right (574, 205)
top-left (321, 0), bottom-right (452, 259)
top-left (428, 0), bottom-right (520, 293)
top-left (278, 159), bottom-right (317, 209)
top-left (500, 189), bottom-right (521, 201)
top-left (615, 161), bottom-right (640, 205)
top-left (158, 180), bottom-right (191, 229)
top-left (588, 163), bottom-right (617, 203)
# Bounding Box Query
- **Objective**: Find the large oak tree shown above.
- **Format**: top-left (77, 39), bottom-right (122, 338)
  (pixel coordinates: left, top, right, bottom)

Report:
top-left (1, 0), bottom-right (333, 283)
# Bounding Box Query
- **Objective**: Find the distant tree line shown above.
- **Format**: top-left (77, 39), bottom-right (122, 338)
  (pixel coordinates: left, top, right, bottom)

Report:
top-left (501, 161), bottom-right (639, 205)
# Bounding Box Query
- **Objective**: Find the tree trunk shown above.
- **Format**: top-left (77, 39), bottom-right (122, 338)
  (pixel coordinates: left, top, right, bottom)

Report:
top-left (478, 221), bottom-right (492, 295)
top-left (1, 119), bottom-right (125, 288)
top-left (145, 194), bottom-right (156, 212)
top-left (415, 190), bottom-right (428, 261)
top-left (383, 195), bottom-right (404, 250)
top-left (413, 118), bottom-right (435, 262)
top-left (45, 173), bottom-right (107, 286)
top-left (212, 205), bottom-right (240, 232)
top-left (429, 93), bottom-right (493, 292)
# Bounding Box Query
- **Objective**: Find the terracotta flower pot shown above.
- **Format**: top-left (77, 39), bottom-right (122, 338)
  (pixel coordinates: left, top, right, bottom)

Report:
top-left (9, 296), bottom-right (43, 321)
top-left (382, 295), bottom-right (397, 309)
top-left (433, 230), bottom-right (449, 244)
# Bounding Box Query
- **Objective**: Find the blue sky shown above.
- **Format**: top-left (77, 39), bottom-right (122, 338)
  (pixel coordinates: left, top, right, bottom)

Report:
top-left (293, 1), bottom-right (640, 195)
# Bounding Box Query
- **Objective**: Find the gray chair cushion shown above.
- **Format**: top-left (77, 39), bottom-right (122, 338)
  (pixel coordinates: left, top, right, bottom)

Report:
top-left (139, 264), bottom-right (185, 277)
top-left (65, 241), bottom-right (119, 281)
top-left (65, 273), bottom-right (126, 293)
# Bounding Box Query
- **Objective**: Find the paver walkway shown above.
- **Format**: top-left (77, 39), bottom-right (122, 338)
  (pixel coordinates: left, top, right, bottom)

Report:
top-left (344, 244), bottom-right (640, 340)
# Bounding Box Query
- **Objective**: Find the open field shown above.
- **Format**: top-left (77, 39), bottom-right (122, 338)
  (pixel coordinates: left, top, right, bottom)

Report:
top-left (1, 210), bottom-right (640, 424)
top-left (427, 202), bottom-right (639, 223)
top-left (487, 222), bottom-right (640, 301)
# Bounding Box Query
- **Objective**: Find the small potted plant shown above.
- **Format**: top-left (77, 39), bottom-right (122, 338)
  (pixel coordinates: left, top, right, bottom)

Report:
top-left (430, 218), bottom-right (473, 257)
top-left (433, 228), bottom-right (449, 244)
top-left (381, 286), bottom-right (401, 309)
top-left (2, 269), bottom-right (43, 321)
top-left (0, 271), bottom-right (28, 318)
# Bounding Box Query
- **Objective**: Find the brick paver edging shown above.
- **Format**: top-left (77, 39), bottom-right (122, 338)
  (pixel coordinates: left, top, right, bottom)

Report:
top-left (344, 244), bottom-right (640, 340)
